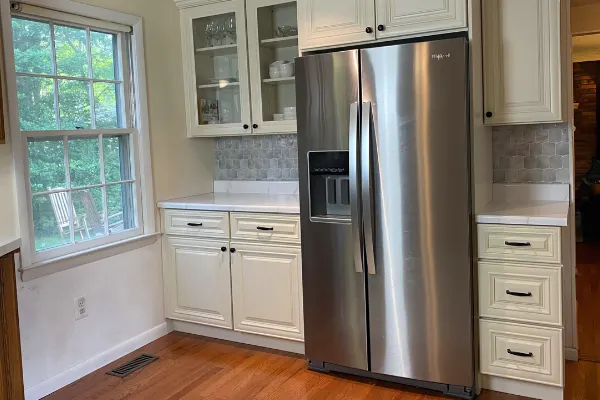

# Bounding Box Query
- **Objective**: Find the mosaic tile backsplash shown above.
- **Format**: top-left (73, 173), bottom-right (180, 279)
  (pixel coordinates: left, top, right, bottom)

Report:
top-left (215, 134), bottom-right (298, 180)
top-left (492, 123), bottom-right (571, 184)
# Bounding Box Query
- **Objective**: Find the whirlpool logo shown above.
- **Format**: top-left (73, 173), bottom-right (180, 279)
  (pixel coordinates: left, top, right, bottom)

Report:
top-left (431, 53), bottom-right (451, 60)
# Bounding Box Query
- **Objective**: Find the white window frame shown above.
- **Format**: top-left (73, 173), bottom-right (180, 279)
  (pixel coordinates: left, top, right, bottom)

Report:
top-left (1, 0), bottom-right (156, 270)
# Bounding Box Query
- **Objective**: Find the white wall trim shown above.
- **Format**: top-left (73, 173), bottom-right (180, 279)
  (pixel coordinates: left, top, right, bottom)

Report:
top-left (481, 375), bottom-right (563, 400)
top-left (565, 346), bottom-right (579, 361)
top-left (24, 322), bottom-right (168, 400)
top-left (170, 319), bottom-right (305, 355)
top-left (0, 0), bottom-right (157, 269)
top-left (20, 233), bottom-right (160, 282)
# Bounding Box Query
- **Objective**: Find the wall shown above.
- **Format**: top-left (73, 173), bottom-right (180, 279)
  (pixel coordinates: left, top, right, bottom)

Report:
top-left (0, 0), bottom-right (216, 396)
top-left (18, 242), bottom-right (164, 395)
top-left (78, 0), bottom-right (214, 205)
top-left (492, 123), bottom-right (571, 184)
top-left (572, 3), bottom-right (600, 35)
top-left (215, 134), bottom-right (298, 180)
top-left (573, 62), bottom-right (598, 185)
top-left (573, 34), bottom-right (600, 63)
top-left (0, 143), bottom-right (17, 237)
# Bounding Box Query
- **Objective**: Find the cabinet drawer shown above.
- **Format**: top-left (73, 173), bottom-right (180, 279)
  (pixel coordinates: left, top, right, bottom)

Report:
top-left (479, 262), bottom-right (562, 326)
top-left (230, 213), bottom-right (300, 243)
top-left (478, 224), bottom-right (561, 264)
top-left (480, 320), bottom-right (563, 386)
top-left (164, 210), bottom-right (229, 238)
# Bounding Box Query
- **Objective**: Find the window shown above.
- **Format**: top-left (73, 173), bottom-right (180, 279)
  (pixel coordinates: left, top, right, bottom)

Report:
top-left (10, 6), bottom-right (143, 262)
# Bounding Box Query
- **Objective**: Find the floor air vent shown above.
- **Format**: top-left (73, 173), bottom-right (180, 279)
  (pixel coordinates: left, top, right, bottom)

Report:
top-left (107, 354), bottom-right (158, 378)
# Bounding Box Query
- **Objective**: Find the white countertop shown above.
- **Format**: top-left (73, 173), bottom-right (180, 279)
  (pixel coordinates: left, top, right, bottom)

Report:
top-left (476, 200), bottom-right (569, 227)
top-left (157, 192), bottom-right (300, 214)
top-left (0, 237), bottom-right (21, 257)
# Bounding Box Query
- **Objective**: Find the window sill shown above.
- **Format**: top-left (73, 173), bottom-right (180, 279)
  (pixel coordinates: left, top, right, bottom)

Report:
top-left (19, 233), bottom-right (161, 282)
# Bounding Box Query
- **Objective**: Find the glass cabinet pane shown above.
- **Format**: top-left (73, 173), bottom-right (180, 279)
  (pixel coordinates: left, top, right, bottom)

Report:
top-left (248, 0), bottom-right (298, 133)
top-left (192, 12), bottom-right (242, 126)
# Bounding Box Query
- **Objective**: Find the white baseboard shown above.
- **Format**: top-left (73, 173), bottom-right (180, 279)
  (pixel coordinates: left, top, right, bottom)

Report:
top-left (170, 319), bottom-right (305, 355)
top-left (481, 375), bottom-right (563, 400)
top-left (25, 322), bottom-right (169, 400)
top-left (565, 347), bottom-right (579, 361)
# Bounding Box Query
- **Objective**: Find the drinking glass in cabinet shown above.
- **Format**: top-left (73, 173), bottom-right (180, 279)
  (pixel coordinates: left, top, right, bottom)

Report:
top-left (204, 20), bottom-right (215, 47)
top-left (224, 15), bottom-right (236, 45)
top-left (194, 14), bottom-right (237, 50)
top-left (213, 18), bottom-right (225, 47)
top-left (192, 11), bottom-right (242, 126)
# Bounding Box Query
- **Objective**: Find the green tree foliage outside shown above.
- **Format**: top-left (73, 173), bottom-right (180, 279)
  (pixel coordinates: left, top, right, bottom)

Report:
top-left (12, 17), bottom-right (133, 251)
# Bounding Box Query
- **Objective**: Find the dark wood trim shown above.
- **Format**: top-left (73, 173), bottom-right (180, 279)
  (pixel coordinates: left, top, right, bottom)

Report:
top-left (0, 251), bottom-right (24, 400)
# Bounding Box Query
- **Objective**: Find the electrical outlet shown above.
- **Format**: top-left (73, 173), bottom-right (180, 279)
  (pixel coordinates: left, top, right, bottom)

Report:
top-left (74, 296), bottom-right (88, 320)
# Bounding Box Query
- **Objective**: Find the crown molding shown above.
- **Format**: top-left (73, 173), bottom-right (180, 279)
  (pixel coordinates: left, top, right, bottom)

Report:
top-left (173, 0), bottom-right (230, 9)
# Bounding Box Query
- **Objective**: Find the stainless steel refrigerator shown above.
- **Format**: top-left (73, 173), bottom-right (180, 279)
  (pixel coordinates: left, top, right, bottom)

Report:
top-left (296, 37), bottom-right (474, 398)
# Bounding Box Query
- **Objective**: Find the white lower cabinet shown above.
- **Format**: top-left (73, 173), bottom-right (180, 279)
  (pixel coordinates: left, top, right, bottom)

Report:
top-left (477, 223), bottom-right (565, 395)
top-left (162, 210), bottom-right (303, 345)
top-left (163, 236), bottom-right (233, 328)
top-left (230, 242), bottom-right (303, 341)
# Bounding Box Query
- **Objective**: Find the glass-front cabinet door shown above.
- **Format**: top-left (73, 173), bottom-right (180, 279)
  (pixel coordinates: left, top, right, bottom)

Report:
top-left (180, 1), bottom-right (251, 137)
top-left (247, 0), bottom-right (298, 134)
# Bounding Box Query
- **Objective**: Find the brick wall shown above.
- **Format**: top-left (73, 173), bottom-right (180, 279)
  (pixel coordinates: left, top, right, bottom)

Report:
top-left (573, 62), bottom-right (598, 184)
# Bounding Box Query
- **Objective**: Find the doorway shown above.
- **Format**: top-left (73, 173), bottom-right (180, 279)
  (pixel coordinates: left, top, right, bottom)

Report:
top-left (573, 33), bottom-right (600, 361)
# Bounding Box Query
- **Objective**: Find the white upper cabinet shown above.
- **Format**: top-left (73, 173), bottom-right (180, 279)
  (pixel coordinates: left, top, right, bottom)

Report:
top-left (178, 0), bottom-right (299, 137)
top-left (298, 0), bottom-right (376, 49)
top-left (180, 1), bottom-right (252, 137)
top-left (483, 0), bottom-right (563, 125)
top-left (375, 0), bottom-right (466, 39)
top-left (298, 0), bottom-right (467, 50)
top-left (247, 0), bottom-right (299, 134)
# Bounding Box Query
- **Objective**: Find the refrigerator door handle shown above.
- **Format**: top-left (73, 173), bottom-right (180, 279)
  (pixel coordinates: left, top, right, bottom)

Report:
top-left (349, 102), bottom-right (363, 273)
top-left (361, 101), bottom-right (376, 275)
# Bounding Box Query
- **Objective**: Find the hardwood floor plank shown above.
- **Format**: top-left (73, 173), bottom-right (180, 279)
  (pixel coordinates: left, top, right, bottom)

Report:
top-left (576, 242), bottom-right (600, 362)
top-left (45, 331), bottom-right (595, 400)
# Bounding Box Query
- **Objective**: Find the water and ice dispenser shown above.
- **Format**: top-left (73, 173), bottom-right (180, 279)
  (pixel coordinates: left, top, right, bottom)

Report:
top-left (308, 151), bottom-right (350, 219)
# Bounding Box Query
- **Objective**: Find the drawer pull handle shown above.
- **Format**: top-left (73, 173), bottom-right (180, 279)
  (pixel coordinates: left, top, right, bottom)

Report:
top-left (187, 223), bottom-right (203, 227)
top-left (507, 349), bottom-right (533, 358)
top-left (256, 226), bottom-right (274, 231)
top-left (506, 290), bottom-right (532, 297)
top-left (504, 241), bottom-right (531, 247)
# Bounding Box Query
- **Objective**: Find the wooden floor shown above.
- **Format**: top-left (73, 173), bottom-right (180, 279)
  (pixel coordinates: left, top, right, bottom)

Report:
top-left (42, 243), bottom-right (600, 399)
top-left (576, 241), bottom-right (600, 362)
top-left (46, 332), bottom-right (526, 400)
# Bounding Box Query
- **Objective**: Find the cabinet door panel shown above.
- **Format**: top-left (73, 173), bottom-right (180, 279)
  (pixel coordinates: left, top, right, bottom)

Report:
top-left (180, 0), bottom-right (252, 137)
top-left (483, 0), bottom-right (562, 125)
top-left (246, 0), bottom-right (298, 134)
top-left (231, 243), bottom-right (303, 341)
top-left (375, 0), bottom-right (466, 38)
top-left (164, 237), bottom-right (232, 328)
top-left (298, 0), bottom-right (375, 50)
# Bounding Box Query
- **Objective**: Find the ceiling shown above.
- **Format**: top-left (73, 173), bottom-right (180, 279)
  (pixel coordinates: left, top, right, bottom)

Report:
top-left (573, 0), bottom-right (600, 7)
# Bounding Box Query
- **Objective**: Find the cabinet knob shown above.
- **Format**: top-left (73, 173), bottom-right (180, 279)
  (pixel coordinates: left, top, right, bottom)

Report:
top-left (221, 246), bottom-right (227, 252)
top-left (377, 25), bottom-right (385, 31)
top-left (230, 248), bottom-right (236, 253)
top-left (243, 124), bottom-right (249, 129)
top-left (486, 111), bottom-right (493, 118)
top-left (365, 27), bottom-right (373, 34)
top-left (252, 123), bottom-right (258, 129)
